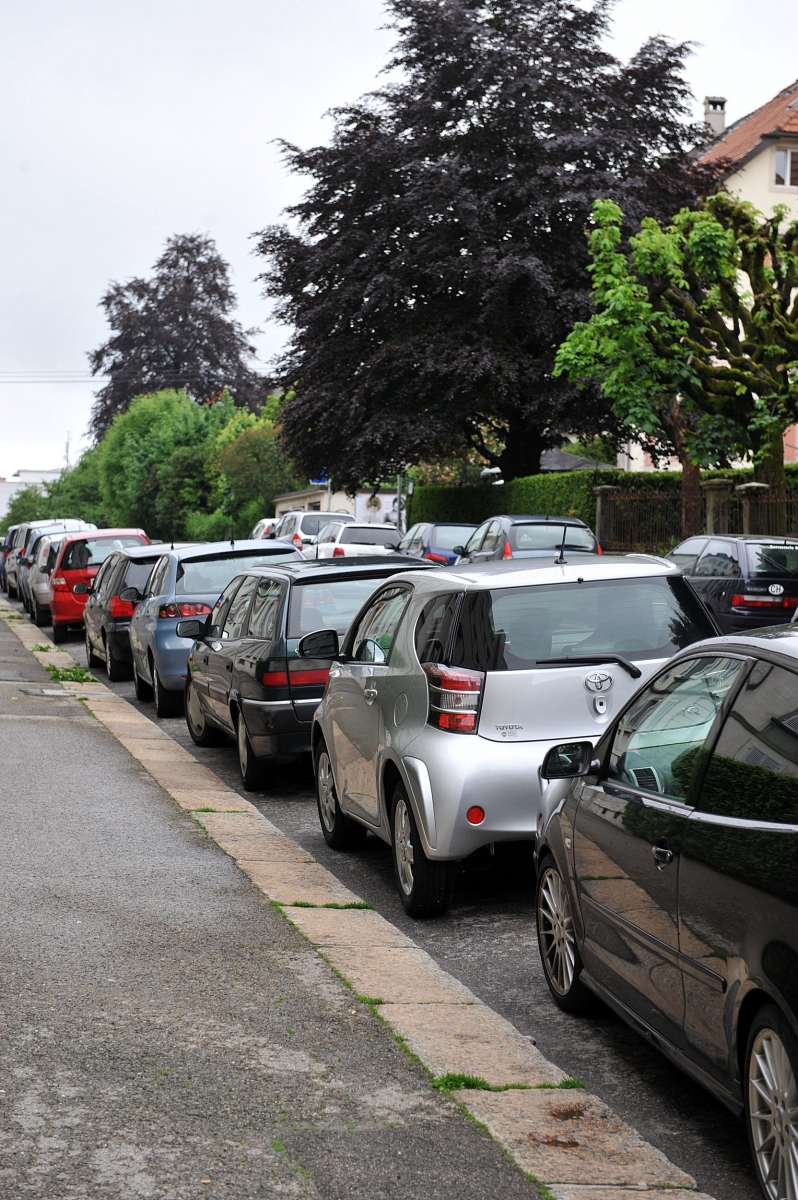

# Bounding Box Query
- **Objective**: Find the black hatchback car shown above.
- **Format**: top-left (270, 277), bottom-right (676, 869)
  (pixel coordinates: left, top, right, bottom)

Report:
top-left (178, 557), bottom-right (435, 788)
top-left (455, 514), bottom-right (599, 563)
top-left (83, 544), bottom-right (172, 680)
top-left (536, 627), bottom-right (798, 1199)
top-left (669, 535), bottom-right (798, 634)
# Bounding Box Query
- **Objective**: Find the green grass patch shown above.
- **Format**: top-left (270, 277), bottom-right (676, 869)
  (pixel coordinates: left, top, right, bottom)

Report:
top-left (45, 664), bottom-right (97, 684)
top-left (289, 900), bottom-right (316, 908)
top-left (536, 1077), bottom-right (586, 1090)
top-left (271, 1137), bottom-right (285, 1154)
top-left (321, 901), bottom-right (373, 910)
top-left (31, 643), bottom-right (58, 652)
top-left (354, 994), bottom-right (384, 1006)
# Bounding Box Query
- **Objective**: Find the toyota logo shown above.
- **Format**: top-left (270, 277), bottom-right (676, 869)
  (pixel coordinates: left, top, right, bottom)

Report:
top-left (585, 671), bottom-right (613, 693)
top-left (769, 583), bottom-right (785, 596)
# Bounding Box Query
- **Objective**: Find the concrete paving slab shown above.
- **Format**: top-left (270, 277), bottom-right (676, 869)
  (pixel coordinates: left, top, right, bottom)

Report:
top-left (240, 858), bottom-right (363, 905)
top-left (456, 1088), bottom-right (697, 1189)
top-left (285, 906), bottom-right (415, 949)
top-left (322, 945), bottom-right (477, 1004)
top-left (549, 1190), bottom-right (715, 1200)
top-left (381, 1001), bottom-right (564, 1086)
top-left (168, 788), bottom-right (257, 812)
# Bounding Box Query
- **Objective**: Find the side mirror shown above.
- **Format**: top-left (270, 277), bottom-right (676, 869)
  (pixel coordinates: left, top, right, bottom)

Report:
top-left (297, 628), bottom-right (340, 659)
top-left (452, 546), bottom-right (467, 557)
top-left (541, 742), bottom-right (596, 780)
top-left (303, 534), bottom-right (317, 545)
top-left (72, 582), bottom-right (89, 595)
top-left (176, 618), bottom-right (204, 639)
top-left (384, 543), bottom-right (397, 551)
top-left (119, 586), bottom-right (140, 602)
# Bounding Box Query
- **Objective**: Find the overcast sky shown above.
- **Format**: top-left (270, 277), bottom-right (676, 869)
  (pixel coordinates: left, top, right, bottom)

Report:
top-left (1, 0), bottom-right (796, 479)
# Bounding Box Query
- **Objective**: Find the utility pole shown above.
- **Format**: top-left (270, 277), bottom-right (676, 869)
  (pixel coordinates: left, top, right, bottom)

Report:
top-left (64, 432), bottom-right (71, 471)
top-left (396, 472), bottom-right (403, 533)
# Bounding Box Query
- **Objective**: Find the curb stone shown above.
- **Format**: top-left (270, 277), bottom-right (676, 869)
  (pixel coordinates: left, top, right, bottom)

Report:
top-left (0, 603), bottom-right (715, 1198)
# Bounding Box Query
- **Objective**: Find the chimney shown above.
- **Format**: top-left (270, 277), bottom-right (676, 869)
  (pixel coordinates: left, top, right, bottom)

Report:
top-left (704, 96), bottom-right (727, 138)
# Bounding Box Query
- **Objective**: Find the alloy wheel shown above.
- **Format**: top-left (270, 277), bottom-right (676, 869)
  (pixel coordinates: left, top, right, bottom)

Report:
top-left (317, 751), bottom-right (337, 833)
top-left (748, 1026), bottom-right (798, 1199)
top-left (393, 796), bottom-right (414, 896)
top-left (537, 866), bottom-right (577, 996)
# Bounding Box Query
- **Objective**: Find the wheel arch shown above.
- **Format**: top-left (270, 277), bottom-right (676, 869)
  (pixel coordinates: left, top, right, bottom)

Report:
top-left (735, 987), bottom-right (781, 1085)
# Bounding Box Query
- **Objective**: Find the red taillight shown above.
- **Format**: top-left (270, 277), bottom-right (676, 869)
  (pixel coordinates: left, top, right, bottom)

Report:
top-left (425, 552), bottom-right (449, 563)
top-left (263, 659), bottom-right (289, 687)
top-left (292, 532), bottom-right (303, 548)
top-left (158, 602), bottom-right (212, 619)
top-left (467, 806), bottom-right (485, 825)
top-left (110, 595), bottom-right (134, 618)
top-left (332, 546), bottom-right (345, 557)
top-left (730, 594), bottom-right (792, 608)
top-left (423, 663), bottom-right (484, 734)
top-left (52, 577), bottom-right (68, 590)
top-left (288, 659), bottom-right (331, 687)
top-left (502, 539), bottom-right (513, 559)
top-left (158, 603), bottom-right (179, 618)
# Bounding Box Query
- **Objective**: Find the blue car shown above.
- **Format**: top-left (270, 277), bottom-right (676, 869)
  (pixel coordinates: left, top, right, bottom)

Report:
top-left (396, 521), bottom-right (479, 565)
top-left (127, 539), bottom-right (302, 716)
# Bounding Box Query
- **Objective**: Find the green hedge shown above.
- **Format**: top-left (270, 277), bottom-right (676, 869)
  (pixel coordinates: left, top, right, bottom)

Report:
top-left (408, 464), bottom-right (798, 529)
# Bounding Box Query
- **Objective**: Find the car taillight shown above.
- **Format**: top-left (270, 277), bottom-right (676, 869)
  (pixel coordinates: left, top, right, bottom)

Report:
top-left (423, 663), bottom-right (484, 733)
top-left (288, 659), bottom-right (331, 687)
top-left (502, 539), bottom-right (512, 559)
top-left (731, 594), bottom-right (798, 608)
top-left (262, 659), bottom-right (289, 687)
top-left (158, 603), bottom-right (180, 618)
top-left (292, 532), bottom-right (303, 548)
top-left (158, 602), bottom-right (212, 619)
top-left (53, 577), bottom-right (68, 590)
top-left (333, 546), bottom-right (345, 557)
top-left (110, 595), bottom-right (134, 618)
top-left (425, 552), bottom-right (449, 563)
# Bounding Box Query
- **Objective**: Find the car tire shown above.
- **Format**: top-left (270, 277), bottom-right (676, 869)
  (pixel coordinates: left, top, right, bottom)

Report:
top-left (52, 622), bottom-right (67, 644)
top-left (185, 675), bottom-right (225, 746)
top-left (744, 1003), bottom-right (798, 1199)
top-left (7, 580), bottom-right (16, 600)
top-left (236, 710), bottom-right (264, 790)
top-left (32, 597), bottom-right (46, 627)
top-left (105, 637), bottom-right (127, 682)
top-left (133, 661), bottom-right (154, 703)
top-left (153, 663), bottom-right (183, 717)
top-left (536, 856), bottom-right (594, 1013)
top-left (315, 739), bottom-right (367, 849)
top-left (391, 782), bottom-right (454, 918)
top-left (85, 629), bottom-right (102, 669)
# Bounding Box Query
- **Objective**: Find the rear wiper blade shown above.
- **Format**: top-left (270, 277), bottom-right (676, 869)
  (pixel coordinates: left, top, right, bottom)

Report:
top-left (534, 654), bottom-right (642, 679)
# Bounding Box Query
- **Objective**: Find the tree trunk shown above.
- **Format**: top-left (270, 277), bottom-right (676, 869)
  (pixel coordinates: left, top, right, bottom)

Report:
top-left (753, 428), bottom-right (786, 534)
top-left (681, 459), bottom-right (701, 537)
top-left (498, 415), bottom-right (545, 481)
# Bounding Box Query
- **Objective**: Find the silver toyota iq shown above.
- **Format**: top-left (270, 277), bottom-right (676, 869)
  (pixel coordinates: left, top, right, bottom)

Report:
top-left (304, 557), bottom-right (718, 917)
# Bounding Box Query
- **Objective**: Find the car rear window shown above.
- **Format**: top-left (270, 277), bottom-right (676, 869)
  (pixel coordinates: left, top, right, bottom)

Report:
top-left (431, 525), bottom-right (477, 551)
top-left (287, 576), bottom-right (391, 637)
top-left (340, 527), bottom-right (400, 547)
top-left (746, 542), bottom-right (798, 578)
top-left (61, 535), bottom-right (146, 570)
top-left (175, 551), bottom-right (297, 595)
top-left (449, 576), bottom-right (716, 671)
top-left (509, 523), bottom-right (595, 552)
top-left (299, 513), bottom-right (335, 536)
top-left (122, 558), bottom-right (161, 593)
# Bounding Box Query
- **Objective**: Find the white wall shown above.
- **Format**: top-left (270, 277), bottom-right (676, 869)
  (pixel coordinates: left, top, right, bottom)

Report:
top-left (725, 144), bottom-right (798, 222)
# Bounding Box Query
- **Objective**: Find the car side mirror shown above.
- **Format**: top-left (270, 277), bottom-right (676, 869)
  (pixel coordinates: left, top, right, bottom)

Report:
top-left (176, 618), bottom-right (204, 639)
top-left (303, 534), bottom-right (317, 545)
top-left (119, 586), bottom-right (140, 602)
top-left (72, 582), bottom-right (89, 595)
top-left (541, 742), bottom-right (596, 779)
top-left (297, 628), bottom-right (340, 659)
top-left (452, 546), bottom-right (467, 557)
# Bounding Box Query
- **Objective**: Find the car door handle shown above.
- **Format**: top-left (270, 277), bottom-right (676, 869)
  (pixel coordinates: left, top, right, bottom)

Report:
top-left (364, 685), bottom-right (378, 704)
top-left (652, 843), bottom-right (674, 868)
top-left (225, 663), bottom-right (232, 672)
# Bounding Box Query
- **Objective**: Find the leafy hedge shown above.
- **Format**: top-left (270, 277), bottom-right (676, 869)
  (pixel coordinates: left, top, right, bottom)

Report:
top-left (408, 464), bottom-right (798, 529)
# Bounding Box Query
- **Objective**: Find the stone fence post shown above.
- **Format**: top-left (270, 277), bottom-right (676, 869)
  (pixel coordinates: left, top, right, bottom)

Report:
top-left (593, 486), bottom-right (620, 549)
top-left (735, 482), bottom-right (770, 535)
top-left (700, 479), bottom-right (734, 535)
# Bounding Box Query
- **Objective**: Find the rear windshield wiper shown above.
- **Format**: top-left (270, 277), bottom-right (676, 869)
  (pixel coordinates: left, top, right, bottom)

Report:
top-left (535, 654), bottom-right (642, 679)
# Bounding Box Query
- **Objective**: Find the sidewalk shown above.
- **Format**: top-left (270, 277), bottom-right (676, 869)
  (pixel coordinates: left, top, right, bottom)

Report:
top-left (0, 619), bottom-right (537, 1199)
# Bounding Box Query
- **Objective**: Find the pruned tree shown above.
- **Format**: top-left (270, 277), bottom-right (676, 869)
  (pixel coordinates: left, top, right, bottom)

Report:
top-left (89, 234), bottom-right (261, 437)
top-left (555, 194), bottom-right (798, 529)
top-left (257, 0), bottom-right (724, 489)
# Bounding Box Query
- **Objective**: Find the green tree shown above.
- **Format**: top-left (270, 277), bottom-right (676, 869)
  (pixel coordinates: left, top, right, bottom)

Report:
top-left (555, 194), bottom-right (798, 530)
top-left (0, 486), bottom-right (49, 535)
top-left (47, 447), bottom-right (109, 528)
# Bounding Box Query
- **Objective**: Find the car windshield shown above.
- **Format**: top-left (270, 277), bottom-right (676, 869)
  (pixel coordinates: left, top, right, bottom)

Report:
top-left (122, 559), bottom-right (161, 592)
top-left (287, 577), bottom-right (390, 637)
top-left (61, 535), bottom-right (146, 570)
top-left (340, 527), bottom-right (399, 546)
top-left (509, 523), bottom-right (594, 552)
top-left (431, 525), bottom-right (477, 550)
top-left (451, 576), bottom-right (715, 671)
top-left (175, 551), bottom-right (297, 595)
top-left (746, 542), bottom-right (798, 578)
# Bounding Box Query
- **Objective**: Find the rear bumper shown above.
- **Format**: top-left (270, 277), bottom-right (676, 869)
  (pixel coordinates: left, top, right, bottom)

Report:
top-left (151, 623), bottom-right (192, 690)
top-left (720, 610), bottom-right (795, 634)
top-left (241, 697), bottom-right (311, 760)
top-left (50, 592), bottom-right (87, 627)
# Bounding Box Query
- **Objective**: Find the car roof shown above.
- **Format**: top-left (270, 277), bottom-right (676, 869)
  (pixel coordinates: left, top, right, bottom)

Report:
top-left (235, 556), bottom-right (436, 582)
top-left (497, 514), bottom-right (590, 527)
top-left (159, 538), bottom-right (299, 561)
top-left (333, 522), bottom-right (398, 530)
top-left (677, 534), bottom-right (798, 544)
top-left (680, 625), bottom-right (798, 664)
top-left (59, 527), bottom-right (146, 545)
top-left (378, 554), bottom-right (680, 592)
top-left (117, 544), bottom-right (192, 561)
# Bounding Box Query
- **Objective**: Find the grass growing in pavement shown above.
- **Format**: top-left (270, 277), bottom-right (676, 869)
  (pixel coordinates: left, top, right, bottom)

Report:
top-left (32, 643), bottom-right (60, 652)
top-left (45, 664), bottom-right (97, 683)
top-left (283, 899), bottom-right (374, 910)
top-left (433, 1073), bottom-right (586, 1094)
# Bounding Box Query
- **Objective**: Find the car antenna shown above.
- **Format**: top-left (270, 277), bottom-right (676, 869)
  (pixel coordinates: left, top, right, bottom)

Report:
top-left (554, 523), bottom-right (568, 565)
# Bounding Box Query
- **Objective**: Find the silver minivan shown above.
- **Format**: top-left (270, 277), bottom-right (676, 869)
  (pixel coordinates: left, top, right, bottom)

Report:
top-left (304, 557), bottom-right (719, 916)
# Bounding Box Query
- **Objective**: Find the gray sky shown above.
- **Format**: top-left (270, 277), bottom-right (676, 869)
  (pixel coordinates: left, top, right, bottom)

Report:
top-left (1, 0), bottom-right (796, 479)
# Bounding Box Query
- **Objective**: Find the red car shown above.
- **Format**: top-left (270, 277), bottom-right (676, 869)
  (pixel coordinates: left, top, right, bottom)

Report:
top-left (49, 529), bottom-right (149, 642)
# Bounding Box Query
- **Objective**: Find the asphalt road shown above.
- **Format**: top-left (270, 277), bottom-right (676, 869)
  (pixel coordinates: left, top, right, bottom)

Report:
top-left (0, 617), bottom-right (542, 1200)
top-left (56, 613), bottom-right (760, 1199)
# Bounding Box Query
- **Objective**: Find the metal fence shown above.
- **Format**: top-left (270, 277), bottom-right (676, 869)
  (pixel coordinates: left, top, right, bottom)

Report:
top-left (600, 493), bottom-right (798, 553)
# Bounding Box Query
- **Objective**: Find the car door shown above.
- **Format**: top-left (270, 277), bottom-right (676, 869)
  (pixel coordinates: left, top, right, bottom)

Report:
top-left (460, 520), bottom-right (490, 563)
top-left (472, 520), bottom-right (504, 563)
top-left (130, 555), bottom-right (170, 679)
top-left (86, 555), bottom-right (118, 653)
top-left (206, 576), bottom-right (259, 728)
top-left (573, 654), bottom-right (746, 1047)
top-left (689, 539), bottom-right (742, 631)
top-left (679, 656), bottom-right (798, 1090)
top-left (328, 585), bottom-right (413, 825)
top-left (316, 523), bottom-right (342, 559)
top-left (667, 537), bottom-right (707, 574)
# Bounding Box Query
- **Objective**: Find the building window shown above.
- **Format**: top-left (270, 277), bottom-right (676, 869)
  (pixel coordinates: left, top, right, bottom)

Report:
top-left (775, 147), bottom-right (798, 187)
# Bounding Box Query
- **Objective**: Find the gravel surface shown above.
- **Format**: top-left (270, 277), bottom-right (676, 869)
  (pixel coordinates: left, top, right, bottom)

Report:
top-left (60, 616), bottom-right (761, 1199)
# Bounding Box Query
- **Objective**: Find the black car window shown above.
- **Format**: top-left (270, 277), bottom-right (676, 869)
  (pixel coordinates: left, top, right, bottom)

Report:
top-left (668, 537), bottom-right (707, 572)
top-left (697, 660), bottom-right (798, 822)
top-left (694, 539), bottom-right (741, 578)
top-left (122, 557), bottom-right (160, 595)
top-left (431, 525), bottom-right (476, 551)
top-left (465, 521), bottom-right (490, 555)
top-left (319, 524), bottom-right (341, 544)
top-left (415, 594), bottom-right (461, 664)
top-left (249, 579), bottom-right (284, 640)
top-left (510, 523), bottom-right (594, 552)
top-left (745, 542), bottom-right (798, 579)
top-left (175, 551), bottom-right (297, 595)
top-left (92, 555), bottom-right (118, 598)
top-left (299, 513), bottom-right (332, 537)
top-left (211, 577), bottom-right (244, 635)
top-left (350, 586), bottom-right (411, 663)
top-left (222, 575), bottom-right (259, 640)
top-left (146, 556), bottom-right (171, 598)
top-left (288, 576), bottom-right (391, 637)
top-left (399, 524), bottom-right (420, 552)
top-left (409, 525), bottom-right (426, 552)
top-left (62, 535), bottom-right (146, 570)
top-left (480, 520), bottom-right (503, 554)
top-left (607, 656), bottom-right (745, 799)
top-left (340, 527), bottom-right (400, 547)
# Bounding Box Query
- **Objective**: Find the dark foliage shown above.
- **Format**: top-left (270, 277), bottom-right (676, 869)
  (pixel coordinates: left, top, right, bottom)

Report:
top-left (257, 0), bottom-right (726, 488)
top-left (89, 234), bottom-right (262, 438)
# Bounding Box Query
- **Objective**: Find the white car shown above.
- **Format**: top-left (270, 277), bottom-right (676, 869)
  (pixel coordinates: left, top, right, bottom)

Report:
top-left (315, 522), bottom-right (401, 558)
top-left (272, 510), bottom-right (357, 556)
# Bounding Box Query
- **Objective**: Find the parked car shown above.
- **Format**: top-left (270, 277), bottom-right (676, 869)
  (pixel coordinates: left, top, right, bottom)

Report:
top-left (1, 525), bottom-right (21, 593)
top-left (272, 510), bottom-right (356, 555)
top-left (48, 529), bottom-right (150, 642)
top-left (7, 519), bottom-right (96, 601)
top-left (27, 534), bottom-right (66, 627)
top-left (305, 556), bottom-right (718, 917)
top-left (397, 522), bottom-right (479, 565)
top-left (180, 557), bottom-right (436, 786)
top-left (250, 518), bottom-right (277, 539)
top-left (83, 544), bottom-right (189, 681)
top-left (668, 534), bottom-right (798, 634)
top-left (20, 523), bottom-right (95, 614)
top-left (315, 522), bottom-right (401, 558)
top-left (455, 515), bottom-right (599, 563)
top-left (536, 625), bottom-right (798, 1200)
top-left (127, 540), bottom-right (302, 716)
